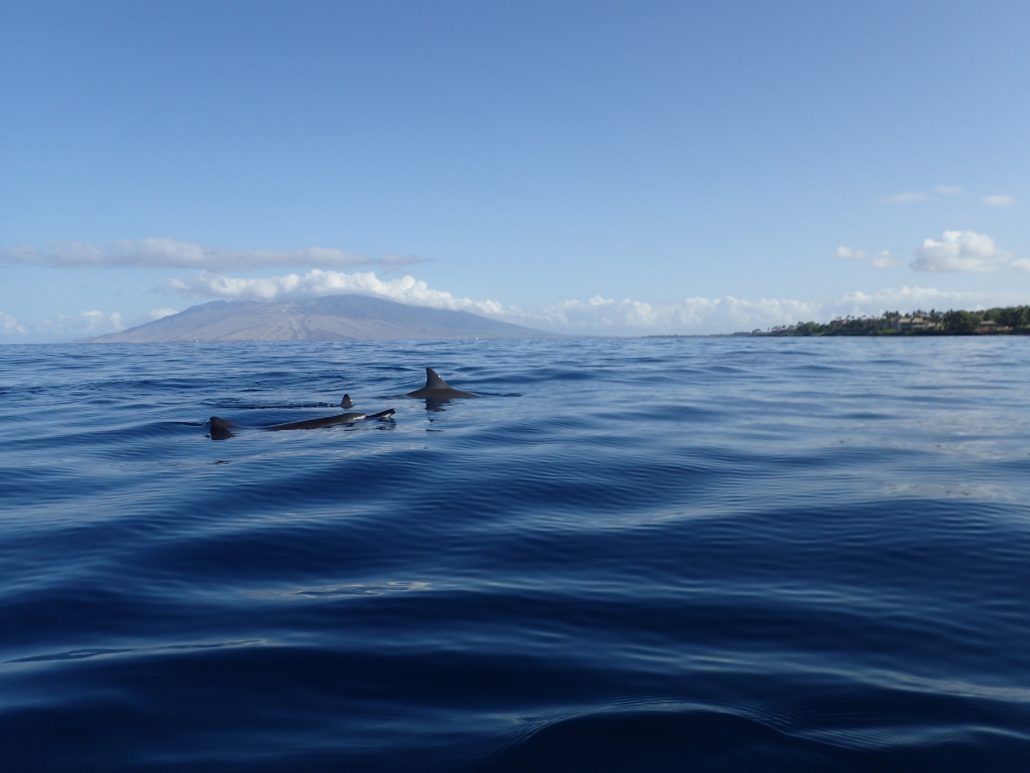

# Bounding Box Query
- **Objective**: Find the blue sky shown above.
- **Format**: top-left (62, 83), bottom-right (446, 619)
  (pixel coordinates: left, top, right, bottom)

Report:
top-left (2, 0), bottom-right (1028, 340)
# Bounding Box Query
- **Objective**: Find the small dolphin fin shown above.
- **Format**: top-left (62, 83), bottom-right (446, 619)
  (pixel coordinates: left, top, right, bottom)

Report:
top-left (424, 368), bottom-right (451, 390)
top-left (209, 416), bottom-right (234, 440)
top-left (340, 393), bottom-right (353, 409)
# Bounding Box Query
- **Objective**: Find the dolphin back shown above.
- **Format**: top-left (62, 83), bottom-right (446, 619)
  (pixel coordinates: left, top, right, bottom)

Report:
top-left (267, 408), bottom-right (396, 432)
top-left (210, 416), bottom-right (235, 440)
top-left (406, 367), bottom-right (477, 399)
top-left (425, 368), bottom-right (450, 389)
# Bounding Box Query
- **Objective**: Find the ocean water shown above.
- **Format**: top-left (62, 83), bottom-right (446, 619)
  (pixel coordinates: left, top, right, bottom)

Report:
top-left (1, 337), bottom-right (1029, 771)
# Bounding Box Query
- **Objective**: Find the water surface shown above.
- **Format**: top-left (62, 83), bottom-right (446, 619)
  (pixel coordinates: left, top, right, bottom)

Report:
top-left (2, 337), bottom-right (1029, 770)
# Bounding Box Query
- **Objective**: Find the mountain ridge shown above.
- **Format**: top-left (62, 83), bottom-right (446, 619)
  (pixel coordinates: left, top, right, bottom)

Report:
top-left (89, 295), bottom-right (553, 342)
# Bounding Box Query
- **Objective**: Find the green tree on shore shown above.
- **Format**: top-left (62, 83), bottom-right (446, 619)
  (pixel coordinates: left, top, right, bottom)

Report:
top-left (752, 305), bottom-right (1030, 337)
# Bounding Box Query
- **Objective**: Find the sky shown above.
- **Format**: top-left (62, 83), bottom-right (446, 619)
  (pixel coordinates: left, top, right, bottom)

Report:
top-left (2, 0), bottom-right (1028, 341)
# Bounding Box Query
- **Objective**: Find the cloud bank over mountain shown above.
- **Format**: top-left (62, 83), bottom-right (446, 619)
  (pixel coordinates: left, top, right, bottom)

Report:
top-left (5, 273), bottom-right (1028, 342)
top-left (155, 267), bottom-right (1029, 336)
top-left (2, 226), bottom-right (1026, 341)
top-left (167, 270), bottom-right (505, 317)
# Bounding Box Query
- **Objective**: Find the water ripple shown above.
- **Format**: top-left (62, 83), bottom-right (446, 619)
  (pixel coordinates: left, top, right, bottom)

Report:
top-left (2, 338), bottom-right (1030, 770)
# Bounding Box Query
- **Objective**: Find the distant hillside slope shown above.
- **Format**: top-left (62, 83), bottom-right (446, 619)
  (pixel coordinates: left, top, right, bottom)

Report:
top-left (90, 295), bottom-right (551, 342)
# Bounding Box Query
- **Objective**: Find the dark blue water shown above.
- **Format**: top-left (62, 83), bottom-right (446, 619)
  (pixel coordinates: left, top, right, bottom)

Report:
top-left (2, 337), bottom-right (1029, 771)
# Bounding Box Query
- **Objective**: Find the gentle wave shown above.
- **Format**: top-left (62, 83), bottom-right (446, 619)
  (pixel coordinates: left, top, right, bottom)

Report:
top-left (2, 337), bottom-right (1030, 770)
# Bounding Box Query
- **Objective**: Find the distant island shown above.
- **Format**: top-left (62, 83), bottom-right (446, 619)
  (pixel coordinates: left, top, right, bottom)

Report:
top-left (89, 295), bottom-right (552, 343)
top-left (742, 306), bottom-right (1030, 337)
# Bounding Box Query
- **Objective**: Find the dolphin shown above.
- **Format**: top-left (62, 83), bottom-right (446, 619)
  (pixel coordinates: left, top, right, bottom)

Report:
top-left (209, 393), bottom-right (393, 440)
top-left (405, 368), bottom-right (477, 401)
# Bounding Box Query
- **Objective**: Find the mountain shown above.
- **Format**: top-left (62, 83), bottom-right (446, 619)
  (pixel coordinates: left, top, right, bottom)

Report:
top-left (89, 295), bottom-right (551, 342)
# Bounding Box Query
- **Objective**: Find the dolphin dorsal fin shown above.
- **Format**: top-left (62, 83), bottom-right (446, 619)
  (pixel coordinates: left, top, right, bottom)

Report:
top-left (340, 393), bottom-right (353, 409)
top-left (425, 368), bottom-right (450, 389)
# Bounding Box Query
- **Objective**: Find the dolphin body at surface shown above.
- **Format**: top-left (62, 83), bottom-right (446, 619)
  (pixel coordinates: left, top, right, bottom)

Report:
top-left (209, 393), bottom-right (394, 440)
top-left (405, 368), bottom-right (477, 401)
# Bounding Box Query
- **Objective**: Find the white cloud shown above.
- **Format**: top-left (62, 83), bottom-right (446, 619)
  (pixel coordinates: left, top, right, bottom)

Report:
top-left (884, 191), bottom-right (931, 204)
top-left (539, 287), bottom-right (1030, 334)
top-left (834, 246), bottom-right (865, 261)
top-left (163, 268), bottom-right (823, 334)
top-left (0, 311), bottom-right (27, 335)
top-left (911, 230), bottom-right (1008, 273)
top-left (0, 237), bottom-right (420, 271)
top-left (869, 255), bottom-right (898, 269)
top-left (148, 307), bottom-right (179, 320)
top-left (549, 296), bottom-right (660, 328)
top-left (166, 269), bottom-right (837, 334)
top-left (883, 185), bottom-right (964, 203)
top-left (1012, 259), bottom-right (1030, 273)
top-left (168, 269), bottom-right (507, 317)
top-left (34, 310), bottom-right (126, 338)
top-left (835, 245), bottom-right (898, 268)
top-left (536, 294), bottom-right (823, 334)
top-left (835, 286), bottom-right (985, 312)
top-left (162, 265), bottom-right (1030, 335)
top-left (983, 194), bottom-right (1016, 207)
